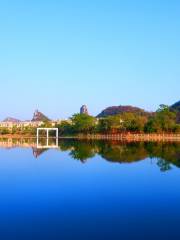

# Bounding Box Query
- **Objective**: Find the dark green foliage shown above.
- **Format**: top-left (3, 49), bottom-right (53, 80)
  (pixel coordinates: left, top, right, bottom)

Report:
top-left (71, 114), bottom-right (97, 134)
top-left (58, 121), bottom-right (74, 136)
top-left (144, 105), bottom-right (177, 133)
top-left (97, 115), bottom-right (124, 133)
top-left (97, 113), bottom-right (148, 133)
top-left (0, 128), bottom-right (10, 135)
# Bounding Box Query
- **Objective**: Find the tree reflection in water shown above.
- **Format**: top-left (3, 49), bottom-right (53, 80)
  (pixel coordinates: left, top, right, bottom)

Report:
top-left (58, 140), bottom-right (180, 171)
top-left (1, 138), bottom-right (180, 171)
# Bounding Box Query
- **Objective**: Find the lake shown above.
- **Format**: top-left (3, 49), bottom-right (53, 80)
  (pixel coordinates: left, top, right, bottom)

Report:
top-left (0, 138), bottom-right (180, 240)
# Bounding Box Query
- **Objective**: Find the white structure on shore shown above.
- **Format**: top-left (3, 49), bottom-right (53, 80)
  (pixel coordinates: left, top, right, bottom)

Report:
top-left (36, 128), bottom-right (59, 149)
top-left (37, 128), bottom-right (58, 139)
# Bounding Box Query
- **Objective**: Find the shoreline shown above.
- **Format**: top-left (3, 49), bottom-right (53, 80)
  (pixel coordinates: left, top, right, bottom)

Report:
top-left (1, 133), bottom-right (180, 141)
top-left (75, 133), bottom-right (180, 141)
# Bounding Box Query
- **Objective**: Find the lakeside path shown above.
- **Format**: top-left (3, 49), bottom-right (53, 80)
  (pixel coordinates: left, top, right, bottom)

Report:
top-left (1, 134), bottom-right (180, 141)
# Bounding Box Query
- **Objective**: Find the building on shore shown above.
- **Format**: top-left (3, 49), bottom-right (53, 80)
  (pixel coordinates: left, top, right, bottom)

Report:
top-left (0, 110), bottom-right (68, 130)
top-left (0, 118), bottom-right (70, 129)
top-left (0, 120), bottom-right (44, 129)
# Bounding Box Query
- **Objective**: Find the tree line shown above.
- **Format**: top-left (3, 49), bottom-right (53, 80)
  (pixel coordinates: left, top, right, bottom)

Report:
top-left (1, 104), bottom-right (180, 136)
top-left (58, 105), bottom-right (180, 135)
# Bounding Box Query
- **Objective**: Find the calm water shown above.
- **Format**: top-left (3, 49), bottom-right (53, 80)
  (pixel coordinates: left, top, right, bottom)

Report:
top-left (0, 139), bottom-right (180, 240)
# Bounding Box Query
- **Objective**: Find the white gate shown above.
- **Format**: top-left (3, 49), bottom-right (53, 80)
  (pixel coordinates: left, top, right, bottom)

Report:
top-left (36, 128), bottom-right (59, 149)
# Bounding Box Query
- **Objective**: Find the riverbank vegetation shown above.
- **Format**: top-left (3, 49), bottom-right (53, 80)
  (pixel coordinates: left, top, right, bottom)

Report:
top-left (58, 105), bottom-right (180, 136)
top-left (1, 105), bottom-right (180, 136)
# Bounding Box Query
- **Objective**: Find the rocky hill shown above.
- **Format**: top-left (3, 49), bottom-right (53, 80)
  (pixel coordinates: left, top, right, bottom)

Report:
top-left (171, 101), bottom-right (180, 112)
top-left (3, 117), bottom-right (20, 122)
top-left (32, 110), bottom-right (50, 122)
top-left (171, 100), bottom-right (180, 122)
top-left (97, 105), bottom-right (149, 118)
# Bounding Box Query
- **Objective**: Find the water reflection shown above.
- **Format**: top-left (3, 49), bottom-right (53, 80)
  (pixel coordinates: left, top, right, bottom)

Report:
top-left (0, 138), bottom-right (180, 171)
top-left (32, 148), bottom-right (48, 158)
top-left (59, 140), bottom-right (180, 170)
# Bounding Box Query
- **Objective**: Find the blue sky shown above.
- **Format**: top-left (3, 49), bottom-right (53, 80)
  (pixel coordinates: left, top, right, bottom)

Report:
top-left (0, 0), bottom-right (180, 120)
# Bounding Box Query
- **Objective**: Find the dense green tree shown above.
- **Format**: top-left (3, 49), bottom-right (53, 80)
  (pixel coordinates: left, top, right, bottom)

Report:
top-left (71, 114), bottom-right (97, 134)
top-left (174, 124), bottom-right (180, 133)
top-left (144, 117), bottom-right (162, 133)
top-left (97, 118), bottom-right (110, 133)
top-left (97, 115), bottom-right (124, 133)
top-left (0, 128), bottom-right (10, 135)
top-left (144, 105), bottom-right (177, 133)
top-left (97, 113), bottom-right (148, 133)
top-left (58, 121), bottom-right (74, 135)
top-left (157, 110), bottom-right (176, 132)
top-left (121, 113), bottom-right (148, 132)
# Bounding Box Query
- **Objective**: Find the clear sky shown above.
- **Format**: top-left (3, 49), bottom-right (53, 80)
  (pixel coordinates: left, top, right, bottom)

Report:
top-left (0, 0), bottom-right (180, 120)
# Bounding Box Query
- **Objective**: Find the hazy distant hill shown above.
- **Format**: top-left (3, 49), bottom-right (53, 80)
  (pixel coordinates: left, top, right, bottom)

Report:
top-left (32, 110), bottom-right (50, 122)
top-left (171, 100), bottom-right (180, 122)
top-left (3, 117), bottom-right (20, 122)
top-left (97, 105), bottom-right (149, 118)
top-left (171, 101), bottom-right (180, 112)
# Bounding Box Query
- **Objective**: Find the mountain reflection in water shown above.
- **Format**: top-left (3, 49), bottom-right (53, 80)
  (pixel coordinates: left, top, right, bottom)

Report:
top-left (1, 138), bottom-right (180, 171)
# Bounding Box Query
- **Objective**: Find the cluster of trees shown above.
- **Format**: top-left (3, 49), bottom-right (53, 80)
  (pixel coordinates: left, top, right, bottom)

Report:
top-left (0, 126), bottom-right (36, 135)
top-left (0, 128), bottom-right (11, 135)
top-left (144, 105), bottom-right (180, 133)
top-left (58, 114), bottom-right (97, 135)
top-left (58, 105), bottom-right (180, 135)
